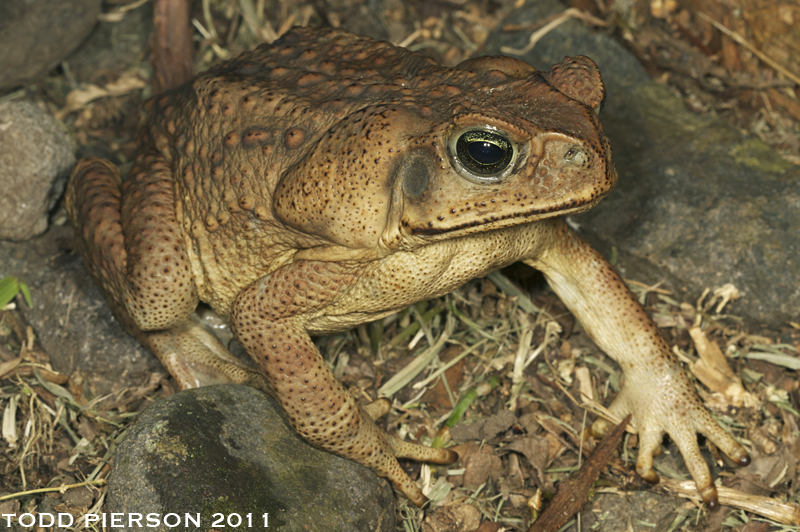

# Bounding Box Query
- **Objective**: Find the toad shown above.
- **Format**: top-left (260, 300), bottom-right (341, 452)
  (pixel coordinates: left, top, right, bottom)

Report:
top-left (66, 26), bottom-right (748, 508)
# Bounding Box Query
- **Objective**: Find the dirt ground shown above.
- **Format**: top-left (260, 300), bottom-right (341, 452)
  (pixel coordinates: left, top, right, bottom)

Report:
top-left (1, 0), bottom-right (799, 531)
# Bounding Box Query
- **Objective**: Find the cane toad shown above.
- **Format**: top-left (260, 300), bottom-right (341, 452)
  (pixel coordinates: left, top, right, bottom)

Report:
top-left (66, 26), bottom-right (748, 508)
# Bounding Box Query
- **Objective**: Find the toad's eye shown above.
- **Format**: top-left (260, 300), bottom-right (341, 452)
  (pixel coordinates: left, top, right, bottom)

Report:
top-left (455, 131), bottom-right (514, 177)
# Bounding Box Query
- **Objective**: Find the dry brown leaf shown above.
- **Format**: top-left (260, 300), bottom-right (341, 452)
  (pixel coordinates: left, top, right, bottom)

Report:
top-left (450, 410), bottom-right (516, 442)
top-left (462, 450), bottom-right (502, 489)
top-left (0, 356), bottom-right (22, 379)
top-left (503, 435), bottom-right (550, 485)
top-left (690, 325), bottom-right (758, 408)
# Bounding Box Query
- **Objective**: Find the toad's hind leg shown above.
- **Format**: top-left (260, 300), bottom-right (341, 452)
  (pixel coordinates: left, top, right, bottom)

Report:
top-left (232, 262), bottom-right (458, 507)
top-left (66, 157), bottom-right (196, 331)
top-left (66, 158), bottom-right (264, 390)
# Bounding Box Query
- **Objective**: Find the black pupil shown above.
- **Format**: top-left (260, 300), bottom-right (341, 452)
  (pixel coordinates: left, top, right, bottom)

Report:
top-left (456, 131), bottom-right (513, 176)
top-left (468, 141), bottom-right (504, 165)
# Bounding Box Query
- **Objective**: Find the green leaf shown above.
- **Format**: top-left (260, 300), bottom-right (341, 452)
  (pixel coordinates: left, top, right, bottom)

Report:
top-left (0, 276), bottom-right (32, 308)
top-left (0, 276), bottom-right (20, 308)
top-left (18, 280), bottom-right (32, 307)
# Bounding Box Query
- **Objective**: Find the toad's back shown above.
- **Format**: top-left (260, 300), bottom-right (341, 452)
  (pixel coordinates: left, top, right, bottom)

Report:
top-left (134, 29), bottom-right (438, 309)
top-left (139, 30), bottom-right (428, 306)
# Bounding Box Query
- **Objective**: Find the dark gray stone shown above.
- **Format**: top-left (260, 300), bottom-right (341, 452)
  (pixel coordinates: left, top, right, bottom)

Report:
top-left (485, 0), bottom-right (800, 324)
top-left (0, 0), bottom-right (101, 90)
top-left (65, 0), bottom-right (153, 84)
top-left (0, 101), bottom-right (76, 240)
top-left (107, 385), bottom-right (395, 532)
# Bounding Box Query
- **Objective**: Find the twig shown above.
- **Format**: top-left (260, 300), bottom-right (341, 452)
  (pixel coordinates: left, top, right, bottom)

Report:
top-left (658, 478), bottom-right (800, 525)
top-left (152, 0), bottom-right (194, 92)
top-left (501, 8), bottom-right (609, 55)
top-left (0, 479), bottom-right (108, 502)
top-left (527, 414), bottom-right (631, 532)
top-left (698, 13), bottom-right (800, 87)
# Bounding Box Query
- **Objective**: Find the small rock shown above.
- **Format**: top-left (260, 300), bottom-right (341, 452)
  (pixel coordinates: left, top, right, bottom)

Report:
top-left (422, 503), bottom-right (481, 532)
top-left (0, 102), bottom-right (75, 240)
top-left (107, 385), bottom-right (395, 532)
top-left (62, 486), bottom-right (95, 509)
top-left (0, 0), bottom-right (101, 90)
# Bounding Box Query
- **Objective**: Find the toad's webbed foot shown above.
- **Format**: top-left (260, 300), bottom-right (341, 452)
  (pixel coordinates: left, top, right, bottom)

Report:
top-left (600, 369), bottom-right (749, 509)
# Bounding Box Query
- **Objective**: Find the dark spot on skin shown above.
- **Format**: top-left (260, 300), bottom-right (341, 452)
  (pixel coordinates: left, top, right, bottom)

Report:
top-left (396, 149), bottom-right (432, 198)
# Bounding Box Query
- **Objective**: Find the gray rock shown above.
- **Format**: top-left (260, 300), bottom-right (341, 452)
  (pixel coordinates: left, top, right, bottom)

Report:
top-left (486, 0), bottom-right (800, 324)
top-left (0, 101), bottom-right (76, 241)
top-left (107, 385), bottom-right (395, 532)
top-left (0, 0), bottom-right (101, 90)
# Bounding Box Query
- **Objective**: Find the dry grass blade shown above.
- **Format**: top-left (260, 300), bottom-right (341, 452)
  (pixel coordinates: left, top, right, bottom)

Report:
top-left (73, 491), bottom-right (108, 530)
top-left (509, 319), bottom-right (560, 409)
top-left (412, 338), bottom-right (487, 390)
top-left (486, 271), bottom-right (540, 315)
top-left (554, 378), bottom-right (636, 435)
top-left (377, 319), bottom-right (452, 397)
top-left (239, 0), bottom-right (279, 42)
top-left (2, 394), bottom-right (20, 448)
top-left (508, 320), bottom-right (534, 408)
top-left (0, 479), bottom-right (108, 503)
top-left (745, 348), bottom-right (800, 371)
top-left (500, 8), bottom-right (609, 55)
top-left (698, 13), bottom-right (800, 88)
top-left (98, 0), bottom-right (150, 22)
top-left (0, 356), bottom-right (22, 379)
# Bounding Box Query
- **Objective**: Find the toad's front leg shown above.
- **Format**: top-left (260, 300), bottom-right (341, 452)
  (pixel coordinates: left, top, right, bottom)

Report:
top-left (231, 260), bottom-right (457, 507)
top-left (528, 219), bottom-right (750, 509)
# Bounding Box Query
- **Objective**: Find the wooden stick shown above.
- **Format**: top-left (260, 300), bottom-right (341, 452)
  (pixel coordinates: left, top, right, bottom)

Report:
top-left (527, 414), bottom-right (631, 532)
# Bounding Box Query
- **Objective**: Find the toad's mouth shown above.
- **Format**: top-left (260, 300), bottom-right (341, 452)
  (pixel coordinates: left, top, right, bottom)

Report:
top-left (401, 193), bottom-right (607, 239)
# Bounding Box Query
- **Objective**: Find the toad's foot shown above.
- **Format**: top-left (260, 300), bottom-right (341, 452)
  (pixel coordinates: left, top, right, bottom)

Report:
top-left (145, 315), bottom-right (268, 392)
top-left (232, 263), bottom-right (458, 507)
top-left (364, 397), bottom-right (460, 464)
top-left (598, 368), bottom-right (749, 509)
